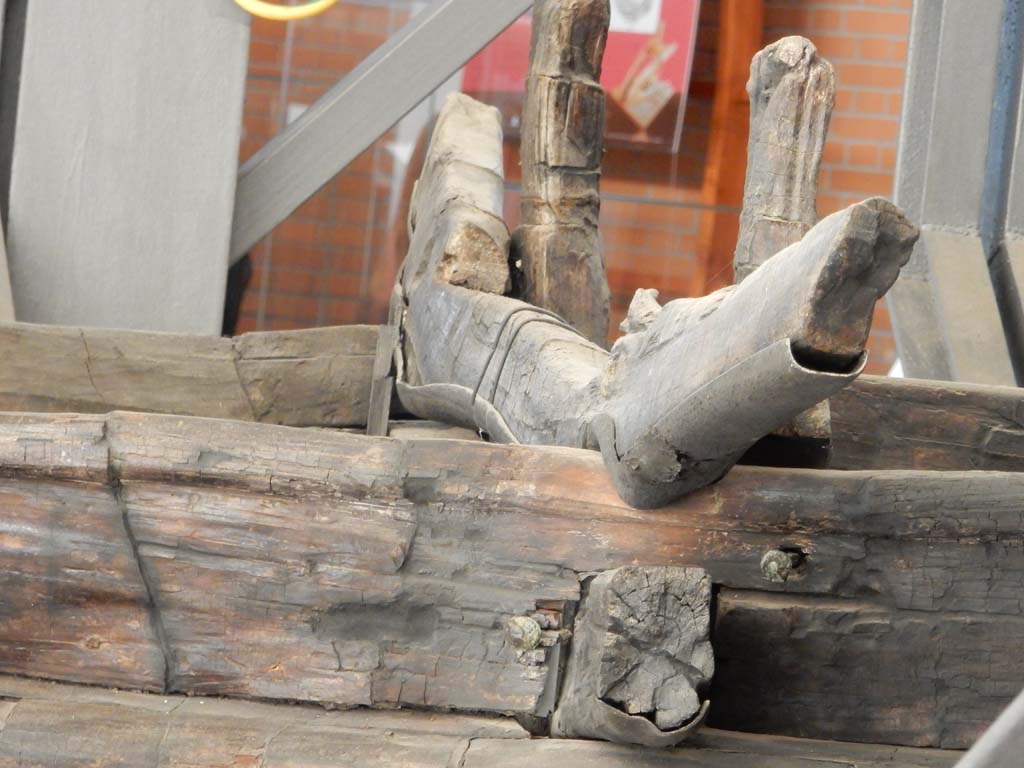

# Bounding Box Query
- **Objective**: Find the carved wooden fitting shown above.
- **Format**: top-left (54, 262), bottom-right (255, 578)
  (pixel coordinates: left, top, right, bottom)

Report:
top-left (551, 566), bottom-right (713, 746)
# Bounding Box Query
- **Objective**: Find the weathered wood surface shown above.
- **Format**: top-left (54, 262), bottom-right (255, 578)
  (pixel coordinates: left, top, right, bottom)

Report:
top-left (829, 375), bottom-right (1024, 471)
top-left (514, 0), bottom-right (610, 345)
top-left (0, 411), bottom-right (1022, 746)
top-left (713, 590), bottom-right (1024, 748)
top-left (733, 36), bottom-right (834, 284)
top-left (0, 677), bottom-right (958, 768)
top-left (551, 566), bottom-right (712, 746)
top-left (1, 320), bottom-right (1023, 476)
top-left (397, 91), bottom-right (916, 507)
top-left (0, 322), bottom-right (377, 426)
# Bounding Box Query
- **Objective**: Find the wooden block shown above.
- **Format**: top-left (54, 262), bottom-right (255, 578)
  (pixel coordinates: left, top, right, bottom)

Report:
top-left (234, 325), bottom-right (379, 427)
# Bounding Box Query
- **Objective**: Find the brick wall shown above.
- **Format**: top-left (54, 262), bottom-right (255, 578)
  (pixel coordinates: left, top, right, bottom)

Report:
top-left (237, 0), bottom-right (912, 374)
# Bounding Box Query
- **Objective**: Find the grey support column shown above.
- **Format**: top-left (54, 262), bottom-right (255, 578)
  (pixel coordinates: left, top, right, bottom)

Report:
top-left (889, 0), bottom-right (1019, 385)
top-left (3, 0), bottom-right (250, 333)
top-left (1002, 6), bottom-right (1024, 379)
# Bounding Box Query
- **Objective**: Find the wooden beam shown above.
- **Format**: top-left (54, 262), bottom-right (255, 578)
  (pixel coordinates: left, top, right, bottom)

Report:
top-left (732, 36), bottom-right (834, 284)
top-left (691, 0), bottom-right (763, 294)
top-left (0, 676), bottom-right (958, 767)
top-left (0, 322), bottom-right (378, 427)
top-left (230, 0), bottom-right (532, 262)
top-left (0, 411), bottom-right (1022, 746)
top-left (713, 590), bottom-right (1024, 748)
top-left (1, 321), bottom-right (1023, 475)
top-left (828, 375), bottom-right (1024, 471)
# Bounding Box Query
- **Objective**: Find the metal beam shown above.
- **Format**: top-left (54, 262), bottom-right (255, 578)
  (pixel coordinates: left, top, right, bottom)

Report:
top-left (888, 0), bottom-right (1018, 385)
top-left (230, 0), bottom-right (532, 262)
top-left (4, 0), bottom-right (250, 334)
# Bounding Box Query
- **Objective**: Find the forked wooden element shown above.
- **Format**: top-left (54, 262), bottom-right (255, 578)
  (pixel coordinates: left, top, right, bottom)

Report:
top-left (514, 0), bottom-right (611, 345)
top-left (396, 92), bottom-right (917, 507)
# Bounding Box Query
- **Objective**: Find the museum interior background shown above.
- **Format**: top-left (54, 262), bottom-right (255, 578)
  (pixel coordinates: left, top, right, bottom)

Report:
top-left (235, 0), bottom-right (911, 375)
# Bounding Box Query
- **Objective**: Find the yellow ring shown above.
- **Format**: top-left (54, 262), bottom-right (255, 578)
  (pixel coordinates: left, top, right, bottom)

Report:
top-left (233, 0), bottom-right (338, 21)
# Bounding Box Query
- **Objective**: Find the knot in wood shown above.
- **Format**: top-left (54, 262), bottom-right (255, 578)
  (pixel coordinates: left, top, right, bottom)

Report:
top-left (760, 549), bottom-right (800, 583)
top-left (507, 615), bottom-right (542, 651)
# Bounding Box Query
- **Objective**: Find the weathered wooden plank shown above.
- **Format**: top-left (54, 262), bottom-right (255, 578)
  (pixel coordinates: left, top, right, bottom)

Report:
top-left (2, 320), bottom-right (1020, 476)
top-left (712, 590), bottom-right (1024, 748)
top-left (0, 676), bottom-right (524, 768)
top-left (0, 474), bottom-right (165, 690)
top-left (0, 323), bottom-right (377, 427)
top-left (0, 677), bottom-right (957, 768)
top-left (4, 0), bottom-right (250, 333)
top-left (733, 36), bottom-right (834, 283)
top-left (0, 412), bottom-right (1021, 746)
top-left (463, 731), bottom-right (958, 768)
top-left (829, 375), bottom-right (1024, 471)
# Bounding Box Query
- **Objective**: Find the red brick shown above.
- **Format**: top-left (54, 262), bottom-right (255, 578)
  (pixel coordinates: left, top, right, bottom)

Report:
top-left (829, 169), bottom-right (893, 195)
top-left (836, 63), bottom-right (905, 89)
top-left (848, 144), bottom-right (880, 167)
top-left (855, 91), bottom-right (888, 115)
top-left (829, 115), bottom-right (900, 142)
top-left (845, 9), bottom-right (911, 36)
top-left (812, 34), bottom-right (859, 60)
top-left (811, 9), bottom-right (845, 33)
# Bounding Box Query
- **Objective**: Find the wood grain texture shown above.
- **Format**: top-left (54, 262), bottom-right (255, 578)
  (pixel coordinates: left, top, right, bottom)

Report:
top-left (733, 36), bottom-right (834, 283)
top-left (0, 412), bottom-right (1021, 746)
top-left (0, 677), bottom-right (958, 768)
top-left (713, 590), bottom-right (1024, 748)
top-left (2, 319), bottom-right (1023, 478)
top-left (514, 0), bottom-right (610, 344)
top-left (830, 375), bottom-right (1024, 471)
top-left (0, 322), bottom-right (377, 427)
